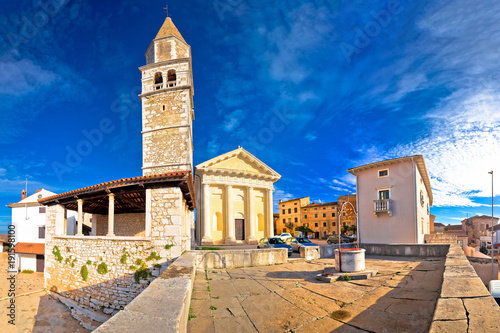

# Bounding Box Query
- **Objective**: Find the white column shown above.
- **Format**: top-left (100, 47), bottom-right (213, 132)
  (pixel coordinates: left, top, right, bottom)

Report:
top-left (63, 207), bottom-right (68, 235)
top-left (201, 183), bottom-right (212, 244)
top-left (76, 199), bottom-right (83, 236)
top-left (247, 186), bottom-right (257, 244)
top-left (226, 184), bottom-right (235, 244)
top-left (266, 188), bottom-right (274, 237)
top-left (107, 193), bottom-right (115, 237)
top-left (145, 189), bottom-right (152, 237)
top-left (55, 204), bottom-right (65, 236)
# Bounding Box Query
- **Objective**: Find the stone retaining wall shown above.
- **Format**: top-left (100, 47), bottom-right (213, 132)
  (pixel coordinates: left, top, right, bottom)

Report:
top-left (45, 236), bottom-right (173, 314)
top-left (467, 256), bottom-right (499, 287)
top-left (195, 248), bottom-right (287, 269)
top-left (430, 245), bottom-right (500, 331)
top-left (424, 233), bottom-right (458, 244)
top-left (360, 243), bottom-right (450, 257)
top-left (95, 251), bottom-right (197, 333)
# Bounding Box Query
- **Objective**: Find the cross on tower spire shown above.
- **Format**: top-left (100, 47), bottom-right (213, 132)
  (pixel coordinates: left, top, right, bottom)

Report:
top-left (163, 5), bottom-right (169, 17)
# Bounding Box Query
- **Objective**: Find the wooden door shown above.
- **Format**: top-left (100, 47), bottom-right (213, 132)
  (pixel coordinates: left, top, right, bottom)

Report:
top-left (235, 219), bottom-right (245, 240)
top-left (36, 255), bottom-right (44, 272)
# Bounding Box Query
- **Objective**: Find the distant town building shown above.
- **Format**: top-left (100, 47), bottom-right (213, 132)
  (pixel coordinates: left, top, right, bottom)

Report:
top-left (277, 197), bottom-right (310, 235)
top-left (461, 215), bottom-right (499, 246)
top-left (195, 147), bottom-right (281, 245)
top-left (433, 222), bottom-right (445, 232)
top-left (302, 201), bottom-right (337, 239)
top-left (348, 155), bottom-right (433, 244)
top-left (276, 194), bottom-right (357, 239)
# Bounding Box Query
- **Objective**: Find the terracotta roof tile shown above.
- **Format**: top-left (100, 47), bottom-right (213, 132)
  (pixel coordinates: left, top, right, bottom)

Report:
top-left (14, 242), bottom-right (45, 255)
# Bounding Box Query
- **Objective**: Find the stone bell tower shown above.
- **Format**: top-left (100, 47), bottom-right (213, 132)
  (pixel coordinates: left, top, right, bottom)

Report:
top-left (139, 17), bottom-right (194, 175)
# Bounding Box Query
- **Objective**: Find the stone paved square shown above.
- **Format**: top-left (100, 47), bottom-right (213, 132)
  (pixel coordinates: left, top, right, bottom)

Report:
top-left (188, 256), bottom-right (445, 332)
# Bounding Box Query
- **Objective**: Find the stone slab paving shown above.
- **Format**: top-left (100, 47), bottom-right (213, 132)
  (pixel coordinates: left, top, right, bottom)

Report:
top-left (188, 256), bottom-right (445, 332)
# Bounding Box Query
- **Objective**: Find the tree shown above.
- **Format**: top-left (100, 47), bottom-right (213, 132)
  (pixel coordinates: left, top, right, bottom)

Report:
top-left (341, 225), bottom-right (349, 235)
top-left (295, 226), bottom-right (314, 237)
top-left (349, 225), bottom-right (357, 234)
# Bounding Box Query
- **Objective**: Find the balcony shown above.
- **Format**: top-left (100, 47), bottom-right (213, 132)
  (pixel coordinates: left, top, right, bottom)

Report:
top-left (374, 199), bottom-right (392, 216)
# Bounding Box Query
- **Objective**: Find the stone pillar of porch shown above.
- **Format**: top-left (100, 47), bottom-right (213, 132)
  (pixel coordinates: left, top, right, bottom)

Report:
top-left (225, 184), bottom-right (236, 244)
top-left (107, 193), bottom-right (115, 237)
top-left (266, 188), bottom-right (274, 238)
top-left (201, 183), bottom-right (213, 245)
top-left (247, 186), bottom-right (257, 244)
top-left (76, 199), bottom-right (84, 236)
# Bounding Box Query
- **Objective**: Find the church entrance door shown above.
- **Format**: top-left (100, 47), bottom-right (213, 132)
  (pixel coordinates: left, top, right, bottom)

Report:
top-left (235, 219), bottom-right (245, 240)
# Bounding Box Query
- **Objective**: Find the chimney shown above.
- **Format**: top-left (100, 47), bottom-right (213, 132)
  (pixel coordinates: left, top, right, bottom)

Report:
top-left (279, 199), bottom-right (282, 203)
top-left (22, 189), bottom-right (27, 200)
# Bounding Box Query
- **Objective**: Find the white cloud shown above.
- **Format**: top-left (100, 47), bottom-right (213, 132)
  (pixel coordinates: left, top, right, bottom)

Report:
top-left (222, 109), bottom-right (245, 132)
top-left (0, 168), bottom-right (6, 176)
top-left (304, 133), bottom-right (317, 141)
top-left (0, 59), bottom-right (57, 96)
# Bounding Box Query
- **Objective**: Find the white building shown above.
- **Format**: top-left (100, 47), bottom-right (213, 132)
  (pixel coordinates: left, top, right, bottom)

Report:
top-left (8, 189), bottom-right (78, 272)
top-left (348, 155), bottom-right (433, 244)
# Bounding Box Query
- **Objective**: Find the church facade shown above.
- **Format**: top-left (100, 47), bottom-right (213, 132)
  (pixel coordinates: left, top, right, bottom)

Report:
top-left (195, 148), bottom-right (281, 245)
top-left (39, 17), bottom-right (196, 316)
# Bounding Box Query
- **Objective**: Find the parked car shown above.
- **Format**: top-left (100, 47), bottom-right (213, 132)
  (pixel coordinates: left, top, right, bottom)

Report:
top-left (285, 237), bottom-right (318, 252)
top-left (257, 237), bottom-right (292, 256)
top-left (326, 234), bottom-right (350, 244)
top-left (276, 233), bottom-right (292, 240)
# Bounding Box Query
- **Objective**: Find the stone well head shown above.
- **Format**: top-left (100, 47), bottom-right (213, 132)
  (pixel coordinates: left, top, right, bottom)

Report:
top-left (334, 248), bottom-right (366, 272)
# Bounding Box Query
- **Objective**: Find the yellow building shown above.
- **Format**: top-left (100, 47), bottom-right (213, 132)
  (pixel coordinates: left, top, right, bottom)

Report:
top-left (277, 197), bottom-right (310, 235)
top-left (302, 202), bottom-right (338, 239)
top-left (195, 148), bottom-right (281, 245)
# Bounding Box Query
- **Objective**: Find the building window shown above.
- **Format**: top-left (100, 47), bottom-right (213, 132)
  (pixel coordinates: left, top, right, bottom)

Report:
top-left (294, 208), bottom-right (298, 213)
top-left (343, 222), bottom-right (346, 226)
top-left (323, 207), bottom-right (326, 210)
top-left (282, 209), bottom-right (285, 214)
top-left (39, 226), bottom-right (45, 239)
top-left (343, 212), bottom-right (346, 216)
top-left (294, 217), bottom-right (298, 223)
top-left (283, 228), bottom-right (287, 233)
top-left (304, 215), bottom-right (307, 218)
top-left (323, 222), bottom-right (326, 227)
top-left (379, 190), bottom-right (390, 200)
top-left (315, 223), bottom-right (318, 227)
top-left (288, 208), bottom-right (291, 214)
top-left (282, 219), bottom-right (286, 223)
top-left (39, 207), bottom-right (46, 214)
top-left (314, 208), bottom-right (318, 210)
top-left (332, 213), bottom-right (335, 217)
top-left (282, 204), bottom-right (285, 207)
top-left (322, 213), bottom-right (326, 217)
top-left (378, 169), bottom-right (389, 177)
top-left (294, 203), bottom-right (297, 205)
top-left (304, 209), bottom-right (307, 211)
top-left (167, 69), bottom-right (177, 87)
top-left (314, 214), bottom-right (318, 218)
top-left (154, 72), bottom-right (163, 89)
top-left (333, 222), bottom-right (336, 226)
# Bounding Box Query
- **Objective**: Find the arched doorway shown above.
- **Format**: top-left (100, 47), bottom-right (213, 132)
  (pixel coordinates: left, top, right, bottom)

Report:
top-left (234, 212), bottom-right (245, 241)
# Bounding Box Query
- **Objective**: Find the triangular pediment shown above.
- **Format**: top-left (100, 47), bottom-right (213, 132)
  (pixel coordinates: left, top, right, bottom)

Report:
top-left (196, 148), bottom-right (280, 179)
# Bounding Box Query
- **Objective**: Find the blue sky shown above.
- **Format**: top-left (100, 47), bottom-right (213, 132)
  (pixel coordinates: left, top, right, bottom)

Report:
top-left (1, 0), bottom-right (499, 233)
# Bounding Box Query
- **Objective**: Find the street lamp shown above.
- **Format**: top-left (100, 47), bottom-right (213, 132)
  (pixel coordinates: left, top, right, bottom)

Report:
top-left (489, 170), bottom-right (495, 281)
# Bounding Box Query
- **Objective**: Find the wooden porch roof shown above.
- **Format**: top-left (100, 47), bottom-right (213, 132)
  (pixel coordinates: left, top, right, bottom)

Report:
top-left (38, 171), bottom-right (196, 214)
